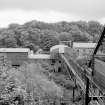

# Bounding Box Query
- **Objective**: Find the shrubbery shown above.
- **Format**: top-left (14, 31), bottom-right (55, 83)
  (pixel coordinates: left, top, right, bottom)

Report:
top-left (0, 55), bottom-right (63, 105)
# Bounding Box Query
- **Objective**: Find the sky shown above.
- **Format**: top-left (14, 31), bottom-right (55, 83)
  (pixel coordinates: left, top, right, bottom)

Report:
top-left (0, 0), bottom-right (105, 27)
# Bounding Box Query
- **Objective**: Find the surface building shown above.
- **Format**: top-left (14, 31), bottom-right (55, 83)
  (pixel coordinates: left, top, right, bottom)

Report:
top-left (28, 54), bottom-right (51, 63)
top-left (50, 44), bottom-right (69, 54)
top-left (0, 48), bottom-right (52, 67)
top-left (73, 42), bottom-right (97, 57)
top-left (0, 48), bottom-right (30, 67)
top-left (50, 44), bottom-right (76, 58)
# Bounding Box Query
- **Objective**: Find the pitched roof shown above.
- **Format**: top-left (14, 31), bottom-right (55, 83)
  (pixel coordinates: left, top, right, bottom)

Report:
top-left (73, 42), bottom-right (97, 48)
top-left (50, 44), bottom-right (68, 52)
top-left (0, 48), bottom-right (30, 52)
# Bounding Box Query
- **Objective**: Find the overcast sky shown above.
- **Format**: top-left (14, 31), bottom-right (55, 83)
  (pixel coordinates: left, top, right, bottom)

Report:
top-left (0, 0), bottom-right (105, 27)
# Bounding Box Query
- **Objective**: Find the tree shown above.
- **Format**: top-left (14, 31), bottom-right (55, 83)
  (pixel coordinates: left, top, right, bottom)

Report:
top-left (28, 28), bottom-right (41, 45)
top-left (40, 35), bottom-right (59, 51)
top-left (58, 32), bottom-right (73, 41)
top-left (0, 19), bottom-right (103, 49)
top-left (5, 37), bottom-right (17, 48)
top-left (8, 23), bottom-right (20, 29)
top-left (88, 21), bottom-right (103, 37)
top-left (23, 41), bottom-right (39, 52)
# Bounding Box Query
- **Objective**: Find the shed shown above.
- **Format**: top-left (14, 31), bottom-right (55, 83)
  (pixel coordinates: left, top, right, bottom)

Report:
top-left (73, 42), bottom-right (97, 57)
top-left (0, 48), bottom-right (30, 67)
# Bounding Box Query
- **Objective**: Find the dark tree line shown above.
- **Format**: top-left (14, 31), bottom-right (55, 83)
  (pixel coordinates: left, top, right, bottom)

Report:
top-left (0, 20), bottom-right (103, 51)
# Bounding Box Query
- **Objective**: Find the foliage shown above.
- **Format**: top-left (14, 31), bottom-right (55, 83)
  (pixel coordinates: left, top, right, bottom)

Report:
top-left (0, 54), bottom-right (63, 105)
top-left (4, 37), bottom-right (17, 48)
top-left (0, 20), bottom-right (103, 51)
top-left (40, 35), bottom-right (59, 51)
top-left (58, 32), bottom-right (73, 41)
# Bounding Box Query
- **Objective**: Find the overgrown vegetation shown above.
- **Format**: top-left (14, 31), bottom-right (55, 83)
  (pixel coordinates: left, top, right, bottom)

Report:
top-left (0, 55), bottom-right (64, 105)
top-left (0, 53), bottom-right (84, 105)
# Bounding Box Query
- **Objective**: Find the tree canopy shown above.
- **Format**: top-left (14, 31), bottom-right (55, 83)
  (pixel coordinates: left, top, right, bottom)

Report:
top-left (0, 20), bottom-right (103, 51)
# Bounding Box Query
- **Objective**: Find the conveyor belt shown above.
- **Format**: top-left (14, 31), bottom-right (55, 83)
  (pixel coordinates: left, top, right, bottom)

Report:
top-left (61, 54), bottom-right (85, 92)
top-left (62, 54), bottom-right (105, 94)
top-left (61, 54), bottom-right (105, 104)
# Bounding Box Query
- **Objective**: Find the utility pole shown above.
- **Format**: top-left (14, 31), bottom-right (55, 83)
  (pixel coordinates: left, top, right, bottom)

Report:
top-left (72, 78), bottom-right (76, 102)
top-left (85, 77), bottom-right (90, 105)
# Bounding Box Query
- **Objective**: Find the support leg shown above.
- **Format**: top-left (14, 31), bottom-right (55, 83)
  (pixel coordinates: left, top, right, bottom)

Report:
top-left (85, 77), bottom-right (90, 105)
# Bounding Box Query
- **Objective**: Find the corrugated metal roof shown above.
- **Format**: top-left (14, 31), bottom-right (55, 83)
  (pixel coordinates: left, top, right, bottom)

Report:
top-left (73, 42), bottom-right (97, 48)
top-left (0, 48), bottom-right (30, 52)
top-left (28, 54), bottom-right (50, 59)
top-left (50, 44), bottom-right (68, 52)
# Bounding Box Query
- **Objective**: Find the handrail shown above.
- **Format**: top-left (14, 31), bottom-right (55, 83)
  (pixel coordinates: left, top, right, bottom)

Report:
top-left (61, 54), bottom-right (85, 92)
top-left (88, 27), bottom-right (105, 67)
top-left (93, 27), bottom-right (105, 55)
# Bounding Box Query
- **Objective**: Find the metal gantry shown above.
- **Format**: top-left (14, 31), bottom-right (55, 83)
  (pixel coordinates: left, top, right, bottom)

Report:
top-left (59, 27), bottom-right (105, 105)
top-left (86, 26), bottom-right (105, 105)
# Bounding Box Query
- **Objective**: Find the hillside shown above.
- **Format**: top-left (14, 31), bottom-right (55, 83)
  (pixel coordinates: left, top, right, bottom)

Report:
top-left (0, 20), bottom-right (103, 51)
